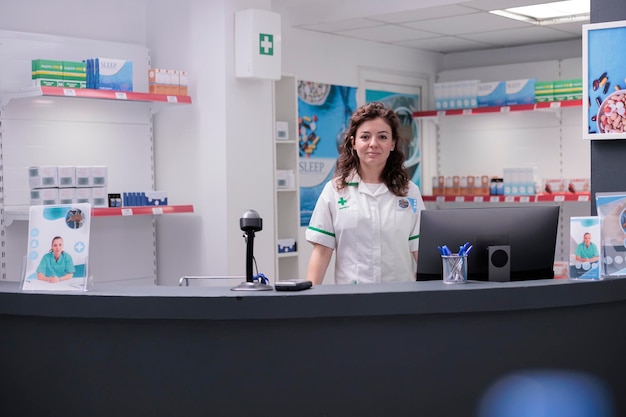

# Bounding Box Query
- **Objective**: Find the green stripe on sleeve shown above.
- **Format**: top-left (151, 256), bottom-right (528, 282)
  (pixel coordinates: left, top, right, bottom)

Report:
top-left (308, 226), bottom-right (335, 237)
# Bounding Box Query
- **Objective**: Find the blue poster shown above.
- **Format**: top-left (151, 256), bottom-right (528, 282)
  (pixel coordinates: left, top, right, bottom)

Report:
top-left (365, 90), bottom-right (421, 189)
top-left (298, 81), bottom-right (356, 226)
top-left (586, 24), bottom-right (626, 138)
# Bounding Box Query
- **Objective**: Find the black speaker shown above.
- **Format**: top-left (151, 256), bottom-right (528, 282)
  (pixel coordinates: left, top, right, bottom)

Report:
top-left (488, 245), bottom-right (510, 282)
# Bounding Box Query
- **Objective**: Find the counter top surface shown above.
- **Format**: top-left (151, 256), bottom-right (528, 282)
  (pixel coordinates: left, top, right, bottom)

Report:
top-left (1, 278), bottom-right (625, 320)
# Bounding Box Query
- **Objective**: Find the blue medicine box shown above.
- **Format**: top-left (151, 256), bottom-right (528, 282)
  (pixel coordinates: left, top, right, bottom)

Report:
top-left (86, 58), bottom-right (133, 92)
top-left (505, 78), bottom-right (536, 105)
top-left (144, 191), bottom-right (168, 206)
top-left (278, 238), bottom-right (297, 253)
top-left (477, 81), bottom-right (506, 107)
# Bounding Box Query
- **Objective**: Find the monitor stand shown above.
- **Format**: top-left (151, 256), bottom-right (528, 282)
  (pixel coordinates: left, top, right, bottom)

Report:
top-left (231, 281), bottom-right (273, 291)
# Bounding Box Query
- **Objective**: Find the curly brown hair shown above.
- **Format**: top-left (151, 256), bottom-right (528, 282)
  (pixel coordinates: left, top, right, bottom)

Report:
top-left (334, 102), bottom-right (410, 196)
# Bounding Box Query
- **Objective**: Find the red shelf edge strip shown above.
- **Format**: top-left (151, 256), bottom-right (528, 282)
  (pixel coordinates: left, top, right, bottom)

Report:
top-left (40, 86), bottom-right (192, 104)
top-left (423, 193), bottom-right (589, 202)
top-left (92, 204), bottom-right (194, 217)
top-left (412, 99), bottom-right (582, 118)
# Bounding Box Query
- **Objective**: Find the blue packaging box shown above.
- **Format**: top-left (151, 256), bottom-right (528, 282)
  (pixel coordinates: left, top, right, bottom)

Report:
top-left (86, 58), bottom-right (133, 92)
top-left (277, 238), bottom-right (297, 253)
top-left (144, 191), bottom-right (168, 206)
top-left (505, 78), bottom-right (536, 105)
top-left (477, 81), bottom-right (506, 107)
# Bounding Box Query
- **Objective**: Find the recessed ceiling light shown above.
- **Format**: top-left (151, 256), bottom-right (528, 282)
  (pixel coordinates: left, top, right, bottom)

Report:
top-left (490, 0), bottom-right (589, 26)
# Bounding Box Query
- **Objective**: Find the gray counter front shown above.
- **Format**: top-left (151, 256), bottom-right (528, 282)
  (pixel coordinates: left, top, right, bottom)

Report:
top-left (0, 278), bottom-right (624, 416)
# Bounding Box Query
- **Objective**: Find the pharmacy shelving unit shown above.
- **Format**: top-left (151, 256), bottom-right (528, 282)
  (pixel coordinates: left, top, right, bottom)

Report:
top-left (272, 76), bottom-right (301, 281)
top-left (413, 99), bottom-right (589, 264)
top-left (0, 87), bottom-right (194, 284)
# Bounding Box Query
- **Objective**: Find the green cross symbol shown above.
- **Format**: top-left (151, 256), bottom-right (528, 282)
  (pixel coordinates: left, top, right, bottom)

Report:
top-left (338, 197), bottom-right (347, 206)
top-left (259, 33), bottom-right (274, 56)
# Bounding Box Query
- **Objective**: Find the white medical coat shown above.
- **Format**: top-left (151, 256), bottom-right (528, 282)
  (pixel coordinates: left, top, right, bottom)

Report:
top-left (306, 173), bottom-right (425, 284)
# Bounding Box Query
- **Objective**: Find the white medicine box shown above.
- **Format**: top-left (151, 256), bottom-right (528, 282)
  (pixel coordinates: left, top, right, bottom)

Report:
top-left (58, 166), bottom-right (76, 188)
top-left (29, 166), bottom-right (58, 189)
top-left (276, 121), bottom-right (289, 141)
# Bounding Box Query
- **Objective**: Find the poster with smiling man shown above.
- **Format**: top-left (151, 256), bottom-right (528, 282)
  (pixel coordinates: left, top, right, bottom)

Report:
top-left (21, 203), bottom-right (91, 292)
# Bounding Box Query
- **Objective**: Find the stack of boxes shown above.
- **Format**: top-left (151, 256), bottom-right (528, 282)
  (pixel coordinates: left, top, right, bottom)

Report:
top-left (432, 175), bottom-right (490, 196)
top-left (502, 166), bottom-right (539, 196)
top-left (535, 79), bottom-right (583, 102)
top-left (543, 178), bottom-right (590, 194)
top-left (32, 59), bottom-right (191, 96)
top-left (434, 77), bottom-right (582, 109)
top-left (29, 165), bottom-right (108, 207)
top-left (148, 68), bottom-right (189, 96)
top-left (32, 59), bottom-right (87, 88)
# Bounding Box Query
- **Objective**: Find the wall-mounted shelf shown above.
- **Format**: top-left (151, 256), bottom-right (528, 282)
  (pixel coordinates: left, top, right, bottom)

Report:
top-left (423, 193), bottom-right (590, 203)
top-left (412, 99), bottom-right (581, 119)
top-left (4, 204), bottom-right (194, 226)
top-left (93, 204), bottom-right (194, 216)
top-left (0, 86), bottom-right (192, 107)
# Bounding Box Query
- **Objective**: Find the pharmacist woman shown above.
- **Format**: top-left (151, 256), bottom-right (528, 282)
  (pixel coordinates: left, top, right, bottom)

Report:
top-left (37, 236), bottom-right (75, 283)
top-left (305, 102), bottom-right (425, 285)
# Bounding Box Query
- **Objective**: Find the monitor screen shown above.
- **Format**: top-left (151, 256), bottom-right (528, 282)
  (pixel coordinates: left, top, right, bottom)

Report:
top-left (417, 205), bottom-right (560, 282)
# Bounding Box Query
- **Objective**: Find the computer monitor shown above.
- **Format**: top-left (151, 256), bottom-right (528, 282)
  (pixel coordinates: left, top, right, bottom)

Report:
top-left (416, 205), bottom-right (560, 282)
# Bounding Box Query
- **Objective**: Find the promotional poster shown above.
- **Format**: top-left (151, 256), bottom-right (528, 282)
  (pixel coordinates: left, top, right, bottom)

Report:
top-left (22, 204), bottom-right (91, 291)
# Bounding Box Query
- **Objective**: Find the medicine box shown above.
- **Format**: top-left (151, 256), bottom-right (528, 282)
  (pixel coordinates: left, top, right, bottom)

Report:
top-left (466, 176), bottom-right (475, 195)
top-left (57, 166), bottom-right (76, 188)
top-left (30, 188), bottom-right (59, 206)
top-left (276, 170), bottom-right (295, 189)
top-left (108, 193), bottom-right (122, 208)
top-left (278, 238), bottom-right (297, 253)
top-left (32, 59), bottom-right (63, 87)
top-left (75, 166), bottom-right (92, 187)
top-left (29, 166), bottom-right (58, 189)
top-left (58, 188), bottom-right (76, 205)
top-left (276, 121), bottom-right (289, 141)
top-left (543, 178), bottom-right (567, 194)
top-left (75, 188), bottom-right (92, 204)
top-left (553, 78), bottom-right (583, 101)
top-left (87, 58), bottom-right (133, 91)
top-left (144, 191), bottom-right (168, 206)
top-left (91, 166), bottom-right (108, 187)
top-left (477, 81), bottom-right (506, 107)
top-left (535, 81), bottom-right (554, 102)
top-left (568, 178), bottom-right (590, 193)
top-left (505, 78), bottom-right (536, 105)
top-left (179, 70), bottom-right (189, 96)
top-left (91, 187), bottom-right (108, 207)
top-left (432, 176), bottom-right (445, 196)
top-left (62, 61), bottom-right (87, 88)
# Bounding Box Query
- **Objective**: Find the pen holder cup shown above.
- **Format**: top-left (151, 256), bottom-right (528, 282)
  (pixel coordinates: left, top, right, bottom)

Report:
top-left (441, 254), bottom-right (468, 284)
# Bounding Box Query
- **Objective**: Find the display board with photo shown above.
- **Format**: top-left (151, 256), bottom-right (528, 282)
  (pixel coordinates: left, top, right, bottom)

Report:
top-left (21, 204), bottom-right (91, 291)
top-left (569, 216), bottom-right (601, 280)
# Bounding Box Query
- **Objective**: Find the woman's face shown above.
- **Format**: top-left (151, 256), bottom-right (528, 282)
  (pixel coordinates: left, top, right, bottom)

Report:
top-left (51, 238), bottom-right (64, 257)
top-left (351, 117), bottom-right (395, 172)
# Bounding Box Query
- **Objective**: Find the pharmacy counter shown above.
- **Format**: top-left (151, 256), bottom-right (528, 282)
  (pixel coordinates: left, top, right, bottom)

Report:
top-left (0, 278), bottom-right (625, 416)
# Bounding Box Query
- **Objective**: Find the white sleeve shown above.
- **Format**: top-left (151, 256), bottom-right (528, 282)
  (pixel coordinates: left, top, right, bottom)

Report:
top-left (305, 182), bottom-right (337, 249)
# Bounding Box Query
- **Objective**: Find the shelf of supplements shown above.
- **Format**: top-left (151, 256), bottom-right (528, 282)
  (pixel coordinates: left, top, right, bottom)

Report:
top-left (3, 205), bottom-right (195, 226)
top-left (422, 193), bottom-right (590, 203)
top-left (412, 99), bottom-right (581, 119)
top-left (0, 86), bottom-right (192, 106)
